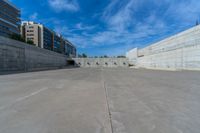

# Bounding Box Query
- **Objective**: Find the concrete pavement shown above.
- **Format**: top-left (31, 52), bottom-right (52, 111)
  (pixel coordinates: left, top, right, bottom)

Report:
top-left (0, 68), bottom-right (200, 133)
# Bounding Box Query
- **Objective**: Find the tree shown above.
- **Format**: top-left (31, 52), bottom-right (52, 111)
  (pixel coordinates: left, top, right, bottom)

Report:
top-left (117, 55), bottom-right (126, 58)
top-left (10, 34), bottom-right (25, 42)
top-left (78, 54), bottom-right (82, 58)
top-left (104, 55), bottom-right (108, 58)
top-left (10, 34), bottom-right (35, 46)
top-left (26, 40), bottom-right (34, 45)
top-left (82, 53), bottom-right (87, 58)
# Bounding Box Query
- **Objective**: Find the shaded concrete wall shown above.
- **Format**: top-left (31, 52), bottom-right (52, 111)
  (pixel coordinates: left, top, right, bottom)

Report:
top-left (127, 25), bottom-right (200, 70)
top-left (73, 58), bottom-right (129, 68)
top-left (0, 36), bottom-right (67, 73)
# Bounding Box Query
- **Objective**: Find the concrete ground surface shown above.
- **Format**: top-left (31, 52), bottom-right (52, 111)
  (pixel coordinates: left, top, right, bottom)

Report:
top-left (0, 68), bottom-right (200, 133)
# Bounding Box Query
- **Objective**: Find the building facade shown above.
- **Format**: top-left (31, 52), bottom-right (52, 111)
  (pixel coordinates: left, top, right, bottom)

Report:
top-left (21, 21), bottom-right (43, 47)
top-left (43, 27), bottom-right (54, 51)
top-left (53, 33), bottom-right (62, 53)
top-left (0, 0), bottom-right (21, 37)
top-left (63, 39), bottom-right (76, 58)
top-left (21, 21), bottom-right (76, 57)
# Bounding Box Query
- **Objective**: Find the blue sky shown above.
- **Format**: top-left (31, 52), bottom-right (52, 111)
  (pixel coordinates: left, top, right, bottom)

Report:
top-left (10, 0), bottom-right (200, 56)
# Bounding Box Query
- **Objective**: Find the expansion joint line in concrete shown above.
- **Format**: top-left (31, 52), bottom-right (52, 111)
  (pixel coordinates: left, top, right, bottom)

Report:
top-left (104, 81), bottom-right (114, 133)
top-left (101, 69), bottom-right (114, 133)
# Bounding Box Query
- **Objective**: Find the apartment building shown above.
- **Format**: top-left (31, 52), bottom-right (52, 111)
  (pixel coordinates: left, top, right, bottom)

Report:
top-left (63, 39), bottom-right (77, 58)
top-left (43, 27), bottom-right (54, 51)
top-left (21, 21), bottom-right (43, 47)
top-left (0, 0), bottom-right (21, 37)
top-left (53, 33), bottom-right (62, 53)
top-left (21, 21), bottom-right (76, 57)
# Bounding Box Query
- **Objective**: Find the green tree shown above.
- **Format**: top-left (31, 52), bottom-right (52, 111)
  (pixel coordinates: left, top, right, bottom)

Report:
top-left (82, 53), bottom-right (87, 58)
top-left (104, 55), bottom-right (108, 58)
top-left (26, 40), bottom-right (34, 45)
top-left (78, 54), bottom-right (82, 58)
top-left (10, 34), bottom-right (25, 42)
top-left (117, 55), bottom-right (126, 58)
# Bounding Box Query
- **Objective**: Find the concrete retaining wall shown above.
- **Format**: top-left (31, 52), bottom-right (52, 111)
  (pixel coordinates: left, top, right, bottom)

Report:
top-left (73, 58), bottom-right (129, 68)
top-left (0, 36), bottom-right (67, 73)
top-left (138, 44), bottom-right (200, 70)
top-left (126, 25), bottom-right (200, 70)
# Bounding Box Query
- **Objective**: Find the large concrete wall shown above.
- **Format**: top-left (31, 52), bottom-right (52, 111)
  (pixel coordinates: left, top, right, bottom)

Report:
top-left (73, 58), bottom-right (129, 68)
top-left (0, 36), bottom-right (67, 73)
top-left (126, 25), bottom-right (200, 70)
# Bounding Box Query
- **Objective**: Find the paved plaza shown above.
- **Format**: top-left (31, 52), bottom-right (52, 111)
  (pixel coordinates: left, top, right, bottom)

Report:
top-left (0, 68), bottom-right (200, 133)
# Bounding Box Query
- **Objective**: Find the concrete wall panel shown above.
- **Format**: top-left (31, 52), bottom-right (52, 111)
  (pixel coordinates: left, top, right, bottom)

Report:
top-left (0, 36), bottom-right (67, 73)
top-left (73, 58), bottom-right (129, 68)
top-left (127, 25), bottom-right (200, 70)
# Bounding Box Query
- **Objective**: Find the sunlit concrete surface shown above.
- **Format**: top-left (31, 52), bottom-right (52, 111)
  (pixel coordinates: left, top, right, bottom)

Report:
top-left (126, 25), bottom-right (200, 70)
top-left (0, 68), bottom-right (200, 133)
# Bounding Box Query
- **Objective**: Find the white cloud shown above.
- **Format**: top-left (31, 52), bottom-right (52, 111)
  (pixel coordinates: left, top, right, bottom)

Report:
top-left (60, 0), bottom-right (168, 55)
top-left (48, 0), bottom-right (79, 12)
top-left (165, 0), bottom-right (200, 24)
top-left (88, 0), bottom-right (166, 48)
top-left (29, 12), bottom-right (38, 20)
top-left (102, 0), bottom-right (144, 32)
top-left (48, 0), bottom-right (200, 56)
top-left (74, 23), bottom-right (96, 31)
top-left (54, 25), bottom-right (69, 35)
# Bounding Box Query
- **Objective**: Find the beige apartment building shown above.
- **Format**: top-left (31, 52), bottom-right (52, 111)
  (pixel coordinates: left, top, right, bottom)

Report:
top-left (21, 21), bottom-right (44, 48)
top-left (21, 21), bottom-right (76, 57)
